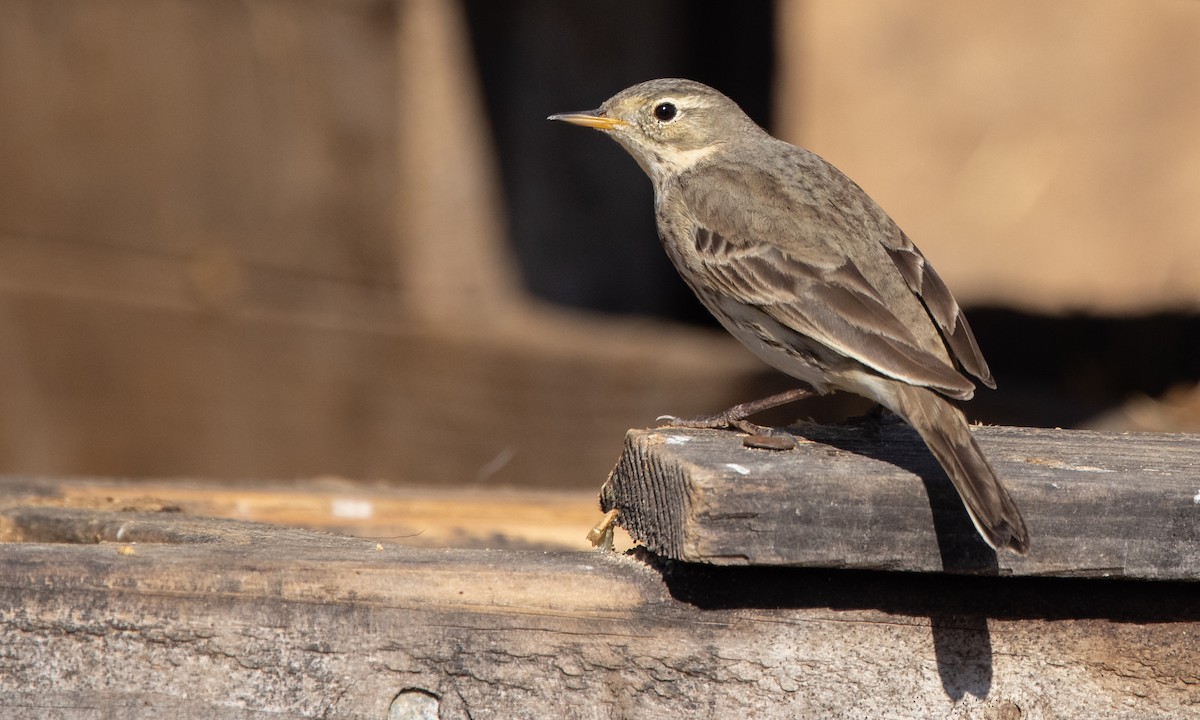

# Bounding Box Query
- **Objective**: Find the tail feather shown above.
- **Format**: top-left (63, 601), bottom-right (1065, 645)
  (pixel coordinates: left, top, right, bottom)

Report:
top-left (885, 383), bottom-right (1030, 554)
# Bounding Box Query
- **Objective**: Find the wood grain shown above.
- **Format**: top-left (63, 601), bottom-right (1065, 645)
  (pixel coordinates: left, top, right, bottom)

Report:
top-left (0, 475), bottom-right (618, 551)
top-left (602, 422), bottom-right (1200, 579)
top-left (0, 506), bottom-right (1197, 719)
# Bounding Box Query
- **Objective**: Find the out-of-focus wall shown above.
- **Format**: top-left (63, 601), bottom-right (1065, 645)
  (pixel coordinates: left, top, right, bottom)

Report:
top-left (0, 0), bottom-right (402, 475)
top-left (778, 0), bottom-right (1200, 313)
top-left (0, 0), bottom-right (763, 484)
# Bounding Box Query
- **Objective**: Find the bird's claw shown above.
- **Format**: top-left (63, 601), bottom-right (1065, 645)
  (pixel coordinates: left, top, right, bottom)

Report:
top-left (656, 413), bottom-right (787, 439)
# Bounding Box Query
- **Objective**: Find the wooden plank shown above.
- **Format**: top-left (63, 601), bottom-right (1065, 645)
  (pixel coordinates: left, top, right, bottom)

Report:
top-left (601, 423), bottom-right (1200, 579)
top-left (1, 506), bottom-right (1197, 718)
top-left (0, 475), bottom-right (621, 551)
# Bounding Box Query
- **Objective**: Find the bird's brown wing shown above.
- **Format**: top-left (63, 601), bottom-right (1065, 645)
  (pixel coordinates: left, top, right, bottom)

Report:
top-left (881, 231), bottom-right (995, 388)
top-left (678, 161), bottom-right (983, 399)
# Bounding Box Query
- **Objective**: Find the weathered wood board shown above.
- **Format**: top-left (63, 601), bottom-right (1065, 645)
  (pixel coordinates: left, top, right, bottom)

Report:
top-left (0, 475), bottom-right (617, 551)
top-left (0, 506), bottom-right (1197, 719)
top-left (602, 423), bottom-right (1200, 579)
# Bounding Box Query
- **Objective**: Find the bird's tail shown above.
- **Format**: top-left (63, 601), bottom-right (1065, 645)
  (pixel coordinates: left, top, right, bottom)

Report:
top-left (882, 382), bottom-right (1030, 554)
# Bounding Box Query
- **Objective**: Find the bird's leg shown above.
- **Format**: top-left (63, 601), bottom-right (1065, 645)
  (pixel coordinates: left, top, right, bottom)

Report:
top-left (658, 386), bottom-right (816, 436)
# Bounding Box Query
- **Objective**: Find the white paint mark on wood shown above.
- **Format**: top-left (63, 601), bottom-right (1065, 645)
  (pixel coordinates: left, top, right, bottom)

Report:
top-left (1026, 457), bottom-right (1113, 473)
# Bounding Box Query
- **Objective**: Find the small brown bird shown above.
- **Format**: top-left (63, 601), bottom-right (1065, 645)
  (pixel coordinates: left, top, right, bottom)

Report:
top-left (550, 78), bottom-right (1029, 554)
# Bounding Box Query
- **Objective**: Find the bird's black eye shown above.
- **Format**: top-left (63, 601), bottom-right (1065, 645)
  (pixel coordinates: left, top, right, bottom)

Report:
top-left (654, 102), bottom-right (677, 122)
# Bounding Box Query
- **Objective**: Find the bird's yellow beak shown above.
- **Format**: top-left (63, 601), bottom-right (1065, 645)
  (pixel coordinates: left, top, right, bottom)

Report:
top-left (547, 110), bottom-right (627, 130)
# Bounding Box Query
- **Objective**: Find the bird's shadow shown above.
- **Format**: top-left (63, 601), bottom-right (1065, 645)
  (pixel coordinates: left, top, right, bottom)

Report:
top-left (791, 415), bottom-right (998, 698)
top-left (650, 556), bottom-right (1200, 702)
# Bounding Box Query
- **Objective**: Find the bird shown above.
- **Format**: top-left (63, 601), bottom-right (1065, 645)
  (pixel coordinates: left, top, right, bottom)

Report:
top-left (549, 78), bottom-right (1029, 554)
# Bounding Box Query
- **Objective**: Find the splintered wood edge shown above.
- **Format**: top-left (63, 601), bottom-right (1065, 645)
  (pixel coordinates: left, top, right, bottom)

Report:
top-left (600, 424), bottom-right (1200, 579)
top-left (601, 431), bottom-right (690, 560)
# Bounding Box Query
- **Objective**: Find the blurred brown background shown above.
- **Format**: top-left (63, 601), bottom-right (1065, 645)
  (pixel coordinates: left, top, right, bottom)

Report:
top-left (0, 0), bottom-right (1197, 494)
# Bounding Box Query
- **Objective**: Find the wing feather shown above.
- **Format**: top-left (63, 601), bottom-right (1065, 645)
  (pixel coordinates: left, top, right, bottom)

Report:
top-left (674, 151), bottom-right (989, 399)
top-left (883, 232), bottom-right (995, 388)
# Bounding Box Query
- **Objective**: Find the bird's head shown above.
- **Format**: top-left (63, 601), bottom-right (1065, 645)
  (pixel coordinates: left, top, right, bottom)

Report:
top-left (549, 78), bottom-right (763, 184)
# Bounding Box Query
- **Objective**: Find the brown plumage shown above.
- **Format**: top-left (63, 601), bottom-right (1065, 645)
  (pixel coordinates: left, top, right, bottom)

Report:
top-left (551, 78), bottom-right (1029, 553)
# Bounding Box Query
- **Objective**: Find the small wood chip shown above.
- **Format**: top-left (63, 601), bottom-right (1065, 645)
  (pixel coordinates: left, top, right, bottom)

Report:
top-left (586, 509), bottom-right (619, 551)
top-left (742, 434), bottom-right (796, 451)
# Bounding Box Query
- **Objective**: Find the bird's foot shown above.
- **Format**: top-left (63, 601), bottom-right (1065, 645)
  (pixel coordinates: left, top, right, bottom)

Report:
top-left (656, 413), bottom-right (785, 438)
top-left (655, 387), bottom-right (816, 441)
